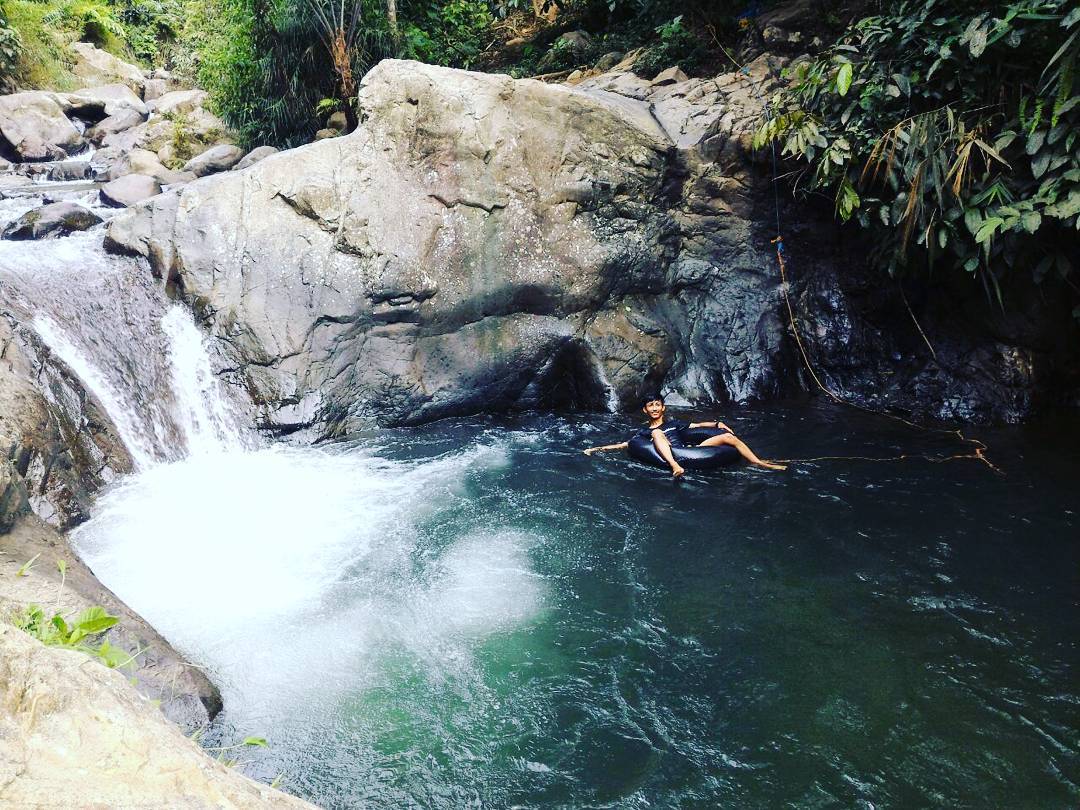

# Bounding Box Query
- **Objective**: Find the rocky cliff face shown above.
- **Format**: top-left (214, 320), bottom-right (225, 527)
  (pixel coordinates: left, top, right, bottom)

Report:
top-left (105, 58), bottom-right (1075, 435)
top-left (105, 59), bottom-right (783, 435)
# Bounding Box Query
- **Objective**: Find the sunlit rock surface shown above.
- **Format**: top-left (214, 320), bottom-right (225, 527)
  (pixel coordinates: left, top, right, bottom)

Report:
top-left (0, 624), bottom-right (316, 809)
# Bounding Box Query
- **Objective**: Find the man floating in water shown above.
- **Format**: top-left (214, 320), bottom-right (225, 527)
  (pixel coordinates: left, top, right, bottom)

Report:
top-left (583, 394), bottom-right (787, 477)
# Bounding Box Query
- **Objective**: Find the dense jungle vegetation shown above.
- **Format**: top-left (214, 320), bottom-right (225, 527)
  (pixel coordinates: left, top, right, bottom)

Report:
top-left (0, 0), bottom-right (1076, 307)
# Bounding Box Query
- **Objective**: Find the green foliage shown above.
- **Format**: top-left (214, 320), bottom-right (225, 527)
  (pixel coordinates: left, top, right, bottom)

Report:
top-left (401, 0), bottom-right (492, 69)
top-left (756, 0), bottom-right (1080, 303)
top-left (4, 0), bottom-right (80, 89)
top-left (0, 4), bottom-right (24, 91)
top-left (43, 0), bottom-right (125, 48)
top-left (162, 108), bottom-right (195, 166)
top-left (634, 14), bottom-right (703, 77)
top-left (115, 0), bottom-right (183, 63)
top-left (188, 0), bottom-right (393, 147)
top-left (13, 603), bottom-right (136, 668)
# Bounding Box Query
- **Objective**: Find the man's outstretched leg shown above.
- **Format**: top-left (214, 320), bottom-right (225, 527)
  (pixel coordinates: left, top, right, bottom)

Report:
top-left (651, 429), bottom-right (685, 478)
top-left (698, 433), bottom-right (787, 470)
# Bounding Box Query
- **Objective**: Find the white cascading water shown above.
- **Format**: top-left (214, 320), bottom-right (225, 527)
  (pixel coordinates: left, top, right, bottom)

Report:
top-left (3, 167), bottom-right (546, 792)
top-left (160, 305), bottom-right (249, 456)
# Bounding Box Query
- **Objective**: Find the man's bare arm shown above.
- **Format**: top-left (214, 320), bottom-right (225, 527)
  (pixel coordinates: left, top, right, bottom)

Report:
top-left (583, 441), bottom-right (629, 455)
top-left (689, 420), bottom-right (733, 432)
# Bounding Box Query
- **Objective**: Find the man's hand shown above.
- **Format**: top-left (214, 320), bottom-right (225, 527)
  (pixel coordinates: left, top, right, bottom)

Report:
top-left (583, 448), bottom-right (596, 456)
top-left (671, 463), bottom-right (685, 478)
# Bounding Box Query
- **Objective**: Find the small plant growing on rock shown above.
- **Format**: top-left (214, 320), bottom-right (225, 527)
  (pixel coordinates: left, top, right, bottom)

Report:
top-left (12, 602), bottom-right (137, 668)
top-left (163, 109), bottom-right (195, 168)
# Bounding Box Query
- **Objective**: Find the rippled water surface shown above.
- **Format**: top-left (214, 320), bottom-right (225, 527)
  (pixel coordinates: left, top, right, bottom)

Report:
top-left (73, 405), bottom-right (1079, 808)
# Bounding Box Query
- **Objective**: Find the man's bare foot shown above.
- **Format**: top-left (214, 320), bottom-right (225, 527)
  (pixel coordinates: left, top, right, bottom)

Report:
top-left (671, 464), bottom-right (685, 478)
top-left (756, 460), bottom-right (787, 471)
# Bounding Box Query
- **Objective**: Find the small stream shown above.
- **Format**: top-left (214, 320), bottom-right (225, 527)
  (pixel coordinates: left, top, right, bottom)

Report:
top-left (72, 406), bottom-right (1079, 808)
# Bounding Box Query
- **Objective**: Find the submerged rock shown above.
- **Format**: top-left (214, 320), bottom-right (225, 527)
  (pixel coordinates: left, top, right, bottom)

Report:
top-left (2, 201), bottom-right (101, 239)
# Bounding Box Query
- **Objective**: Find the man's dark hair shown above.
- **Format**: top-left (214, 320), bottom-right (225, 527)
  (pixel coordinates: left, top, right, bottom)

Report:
top-left (641, 393), bottom-right (664, 408)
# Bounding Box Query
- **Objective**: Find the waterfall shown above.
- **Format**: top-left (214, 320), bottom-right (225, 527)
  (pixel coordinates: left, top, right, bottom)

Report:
top-left (161, 306), bottom-right (250, 456)
top-left (0, 174), bottom-right (253, 469)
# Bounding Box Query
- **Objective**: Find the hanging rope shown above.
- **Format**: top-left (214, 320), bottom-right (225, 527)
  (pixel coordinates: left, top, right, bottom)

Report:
top-left (714, 49), bottom-right (1002, 474)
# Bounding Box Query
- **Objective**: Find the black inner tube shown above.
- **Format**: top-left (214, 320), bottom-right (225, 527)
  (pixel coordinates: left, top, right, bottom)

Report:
top-left (627, 426), bottom-right (741, 471)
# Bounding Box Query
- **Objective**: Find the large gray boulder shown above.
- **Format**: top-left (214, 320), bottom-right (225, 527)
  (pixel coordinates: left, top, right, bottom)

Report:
top-left (100, 173), bottom-right (161, 207)
top-left (0, 92), bottom-right (84, 161)
top-left (182, 143), bottom-right (243, 176)
top-left (70, 42), bottom-right (145, 92)
top-left (108, 60), bottom-right (681, 433)
top-left (105, 147), bottom-right (187, 184)
top-left (60, 83), bottom-right (148, 119)
top-left (2, 201), bottom-right (102, 239)
top-left (147, 88), bottom-right (209, 117)
top-left (0, 624), bottom-right (315, 808)
top-left (85, 107), bottom-right (146, 143)
top-left (233, 144), bottom-right (279, 171)
top-left (102, 107), bottom-right (231, 158)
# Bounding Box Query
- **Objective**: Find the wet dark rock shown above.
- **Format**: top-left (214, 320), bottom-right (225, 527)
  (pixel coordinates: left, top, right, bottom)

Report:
top-left (594, 51), bottom-right (624, 72)
top-left (47, 160), bottom-right (91, 181)
top-left (2, 201), bottom-right (102, 240)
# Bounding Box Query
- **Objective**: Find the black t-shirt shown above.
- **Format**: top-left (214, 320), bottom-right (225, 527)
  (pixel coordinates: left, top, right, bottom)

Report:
top-left (636, 418), bottom-right (689, 446)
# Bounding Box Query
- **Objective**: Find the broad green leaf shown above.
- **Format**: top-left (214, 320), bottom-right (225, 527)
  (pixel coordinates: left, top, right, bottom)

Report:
top-left (51, 614), bottom-right (70, 638)
top-left (974, 217), bottom-right (1003, 243)
top-left (73, 606), bottom-right (119, 635)
top-left (1025, 129), bottom-right (1046, 155)
top-left (836, 63), bottom-right (853, 96)
top-left (964, 208), bottom-right (983, 234)
top-left (1031, 150), bottom-right (1051, 178)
